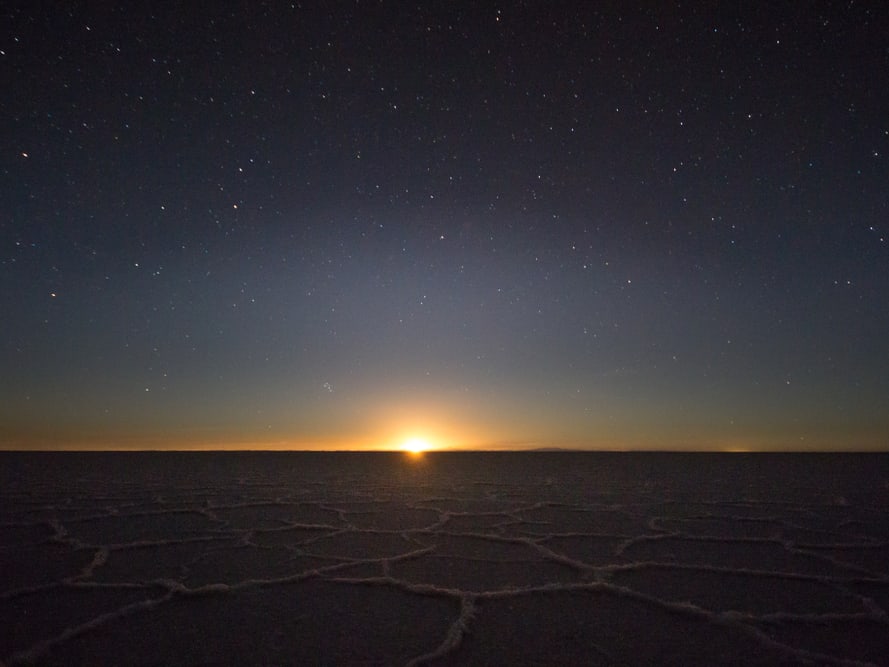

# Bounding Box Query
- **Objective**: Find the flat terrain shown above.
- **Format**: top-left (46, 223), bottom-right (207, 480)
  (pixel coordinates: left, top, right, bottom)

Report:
top-left (2, 451), bottom-right (888, 665)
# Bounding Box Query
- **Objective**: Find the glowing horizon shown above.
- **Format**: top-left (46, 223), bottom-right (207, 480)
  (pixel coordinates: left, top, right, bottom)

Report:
top-left (2, 425), bottom-right (887, 453)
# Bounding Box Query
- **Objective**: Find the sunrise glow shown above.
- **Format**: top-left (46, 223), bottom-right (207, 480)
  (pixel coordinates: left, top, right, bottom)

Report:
top-left (401, 437), bottom-right (433, 454)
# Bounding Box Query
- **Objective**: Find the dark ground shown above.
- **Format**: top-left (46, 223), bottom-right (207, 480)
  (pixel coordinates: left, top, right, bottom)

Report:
top-left (2, 451), bottom-right (888, 665)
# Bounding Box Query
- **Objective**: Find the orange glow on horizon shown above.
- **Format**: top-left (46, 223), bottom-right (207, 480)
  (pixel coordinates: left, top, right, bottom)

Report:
top-left (400, 436), bottom-right (434, 454)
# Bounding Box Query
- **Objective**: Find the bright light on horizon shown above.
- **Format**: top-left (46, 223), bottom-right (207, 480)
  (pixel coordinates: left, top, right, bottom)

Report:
top-left (401, 436), bottom-right (433, 454)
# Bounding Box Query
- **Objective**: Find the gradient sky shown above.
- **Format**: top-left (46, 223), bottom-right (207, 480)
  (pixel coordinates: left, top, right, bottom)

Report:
top-left (2, 2), bottom-right (888, 451)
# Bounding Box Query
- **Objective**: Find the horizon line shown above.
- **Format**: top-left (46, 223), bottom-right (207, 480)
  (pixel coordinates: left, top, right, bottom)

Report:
top-left (1, 447), bottom-right (887, 454)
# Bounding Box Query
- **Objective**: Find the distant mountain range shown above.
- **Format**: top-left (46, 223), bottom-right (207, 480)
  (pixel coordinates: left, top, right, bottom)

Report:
top-left (524, 447), bottom-right (577, 452)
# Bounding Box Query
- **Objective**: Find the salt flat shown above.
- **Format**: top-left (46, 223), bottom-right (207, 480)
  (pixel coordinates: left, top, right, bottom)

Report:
top-left (1, 451), bottom-right (888, 666)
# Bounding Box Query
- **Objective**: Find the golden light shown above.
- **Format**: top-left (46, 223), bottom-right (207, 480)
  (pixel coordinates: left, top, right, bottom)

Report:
top-left (401, 436), bottom-right (432, 455)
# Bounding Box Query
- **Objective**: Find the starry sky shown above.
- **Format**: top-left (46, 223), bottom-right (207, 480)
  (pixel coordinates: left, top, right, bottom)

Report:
top-left (2, 2), bottom-right (888, 451)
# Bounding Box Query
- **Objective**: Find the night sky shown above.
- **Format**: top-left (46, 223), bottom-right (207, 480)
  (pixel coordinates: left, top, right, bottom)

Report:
top-left (3, 2), bottom-right (887, 451)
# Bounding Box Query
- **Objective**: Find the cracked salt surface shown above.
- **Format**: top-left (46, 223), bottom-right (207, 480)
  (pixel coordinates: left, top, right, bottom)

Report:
top-left (2, 451), bottom-right (889, 666)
